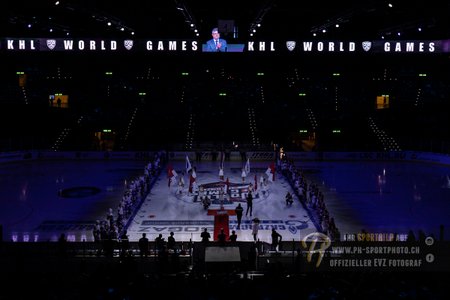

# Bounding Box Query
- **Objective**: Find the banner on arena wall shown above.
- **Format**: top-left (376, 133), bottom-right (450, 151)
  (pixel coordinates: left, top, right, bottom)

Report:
top-left (2, 38), bottom-right (450, 54)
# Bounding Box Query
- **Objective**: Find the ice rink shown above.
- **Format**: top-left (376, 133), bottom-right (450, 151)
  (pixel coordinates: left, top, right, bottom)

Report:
top-left (1, 156), bottom-right (449, 243)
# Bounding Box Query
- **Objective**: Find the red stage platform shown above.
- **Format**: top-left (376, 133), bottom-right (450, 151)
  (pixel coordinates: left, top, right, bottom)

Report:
top-left (213, 210), bottom-right (229, 241)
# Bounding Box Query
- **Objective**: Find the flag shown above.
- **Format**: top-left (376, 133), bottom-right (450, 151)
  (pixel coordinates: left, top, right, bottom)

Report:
top-left (185, 155), bottom-right (192, 174)
top-left (265, 163), bottom-right (276, 182)
top-left (191, 167), bottom-right (197, 179)
top-left (167, 165), bottom-right (178, 178)
top-left (225, 177), bottom-right (230, 193)
top-left (189, 173), bottom-right (196, 193)
top-left (167, 165), bottom-right (177, 187)
top-left (265, 167), bottom-right (272, 181)
top-left (220, 151), bottom-right (224, 170)
top-left (271, 163), bottom-right (276, 181)
top-left (244, 158), bottom-right (250, 175)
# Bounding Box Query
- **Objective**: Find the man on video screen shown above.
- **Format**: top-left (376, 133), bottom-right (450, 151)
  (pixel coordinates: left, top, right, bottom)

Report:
top-left (205, 27), bottom-right (227, 52)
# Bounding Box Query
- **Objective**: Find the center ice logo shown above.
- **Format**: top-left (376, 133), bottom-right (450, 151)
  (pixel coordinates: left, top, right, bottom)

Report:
top-left (194, 181), bottom-right (264, 204)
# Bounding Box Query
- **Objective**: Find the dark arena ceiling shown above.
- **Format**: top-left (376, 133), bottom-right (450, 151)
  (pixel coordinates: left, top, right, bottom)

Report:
top-left (2, 0), bottom-right (450, 40)
top-left (1, 1), bottom-right (450, 153)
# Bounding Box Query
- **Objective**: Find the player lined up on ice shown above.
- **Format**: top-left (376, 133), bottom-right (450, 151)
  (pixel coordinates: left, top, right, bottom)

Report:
top-left (92, 152), bottom-right (164, 245)
top-left (281, 156), bottom-right (340, 241)
top-left (285, 191), bottom-right (294, 206)
top-left (202, 195), bottom-right (211, 210)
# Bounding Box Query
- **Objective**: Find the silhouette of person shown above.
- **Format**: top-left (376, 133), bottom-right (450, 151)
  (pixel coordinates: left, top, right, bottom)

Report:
top-left (217, 228), bottom-right (226, 245)
top-left (155, 234), bottom-right (165, 252)
top-left (201, 228), bottom-right (211, 243)
top-left (246, 192), bottom-right (253, 217)
top-left (229, 230), bottom-right (237, 243)
top-left (103, 235), bottom-right (115, 257)
top-left (167, 231), bottom-right (176, 250)
top-left (120, 230), bottom-right (130, 258)
top-left (57, 233), bottom-right (67, 257)
top-left (205, 27), bottom-right (227, 52)
top-left (235, 203), bottom-right (243, 229)
top-left (271, 228), bottom-right (282, 251)
top-left (138, 233), bottom-right (149, 257)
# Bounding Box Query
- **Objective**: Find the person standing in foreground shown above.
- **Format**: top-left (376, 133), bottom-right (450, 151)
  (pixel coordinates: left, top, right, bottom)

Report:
top-left (201, 228), bottom-right (211, 243)
top-left (229, 230), bottom-right (237, 242)
top-left (252, 218), bottom-right (260, 241)
top-left (235, 203), bottom-right (244, 229)
top-left (271, 228), bottom-right (282, 251)
top-left (138, 233), bottom-right (149, 257)
top-left (246, 192), bottom-right (253, 217)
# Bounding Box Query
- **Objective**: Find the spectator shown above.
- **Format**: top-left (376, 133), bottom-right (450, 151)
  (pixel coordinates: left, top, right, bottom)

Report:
top-left (217, 228), bottom-right (227, 245)
top-left (167, 231), bottom-right (176, 250)
top-left (201, 228), bottom-right (211, 243)
top-left (57, 233), bottom-right (67, 258)
top-left (155, 234), bottom-right (165, 252)
top-left (271, 229), bottom-right (282, 251)
top-left (120, 230), bottom-right (130, 258)
top-left (229, 230), bottom-right (237, 243)
top-left (138, 233), bottom-right (149, 257)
